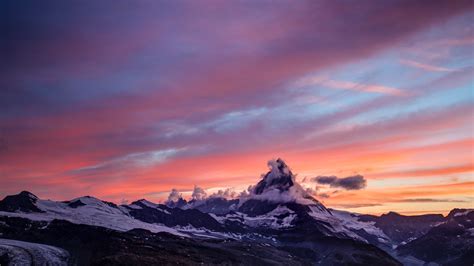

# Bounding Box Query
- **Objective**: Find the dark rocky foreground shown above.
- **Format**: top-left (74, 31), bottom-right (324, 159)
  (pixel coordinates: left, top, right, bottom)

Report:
top-left (0, 216), bottom-right (399, 266)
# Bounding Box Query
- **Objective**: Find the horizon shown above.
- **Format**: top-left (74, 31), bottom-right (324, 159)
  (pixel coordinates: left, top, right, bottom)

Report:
top-left (1, 1), bottom-right (473, 216)
top-left (2, 157), bottom-right (470, 217)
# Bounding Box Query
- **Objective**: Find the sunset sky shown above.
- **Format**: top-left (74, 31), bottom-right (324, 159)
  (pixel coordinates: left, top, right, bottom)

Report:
top-left (1, 0), bottom-right (473, 215)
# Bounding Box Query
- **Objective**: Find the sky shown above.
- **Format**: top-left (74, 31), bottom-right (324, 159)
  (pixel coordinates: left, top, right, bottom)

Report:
top-left (1, 0), bottom-right (473, 215)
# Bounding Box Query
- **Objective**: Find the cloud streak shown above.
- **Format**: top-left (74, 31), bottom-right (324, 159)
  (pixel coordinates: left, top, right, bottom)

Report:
top-left (298, 76), bottom-right (406, 96)
top-left (400, 59), bottom-right (454, 72)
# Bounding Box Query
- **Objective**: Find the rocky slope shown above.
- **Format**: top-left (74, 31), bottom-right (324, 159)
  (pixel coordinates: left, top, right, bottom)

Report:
top-left (396, 209), bottom-right (474, 265)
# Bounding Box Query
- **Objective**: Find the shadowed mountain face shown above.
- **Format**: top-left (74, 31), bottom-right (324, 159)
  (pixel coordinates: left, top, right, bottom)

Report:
top-left (0, 159), bottom-right (471, 265)
top-left (254, 158), bottom-right (295, 194)
top-left (192, 197), bottom-right (239, 215)
top-left (125, 199), bottom-right (225, 231)
top-left (396, 209), bottom-right (474, 266)
top-left (0, 191), bottom-right (44, 213)
top-left (358, 211), bottom-right (445, 244)
top-left (0, 211), bottom-right (401, 266)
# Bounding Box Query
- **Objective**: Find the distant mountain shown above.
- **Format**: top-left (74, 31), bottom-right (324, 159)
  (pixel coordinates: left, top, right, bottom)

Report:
top-left (0, 191), bottom-right (44, 213)
top-left (125, 199), bottom-right (225, 231)
top-left (358, 211), bottom-right (445, 244)
top-left (188, 197), bottom-right (239, 215)
top-left (0, 159), bottom-right (471, 265)
top-left (397, 209), bottom-right (474, 265)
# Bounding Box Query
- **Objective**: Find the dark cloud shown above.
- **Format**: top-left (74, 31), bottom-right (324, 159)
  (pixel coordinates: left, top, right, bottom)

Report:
top-left (318, 193), bottom-right (330, 199)
top-left (313, 175), bottom-right (367, 190)
top-left (314, 176), bottom-right (338, 185)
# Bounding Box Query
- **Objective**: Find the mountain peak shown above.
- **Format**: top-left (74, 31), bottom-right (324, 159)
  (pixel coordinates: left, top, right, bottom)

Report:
top-left (132, 199), bottom-right (160, 209)
top-left (447, 208), bottom-right (473, 219)
top-left (0, 191), bottom-right (43, 213)
top-left (384, 211), bottom-right (401, 217)
top-left (245, 159), bottom-right (328, 212)
top-left (18, 191), bottom-right (39, 200)
top-left (254, 158), bottom-right (295, 195)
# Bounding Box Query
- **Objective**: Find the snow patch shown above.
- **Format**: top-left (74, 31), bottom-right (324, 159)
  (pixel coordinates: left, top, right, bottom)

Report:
top-left (127, 204), bottom-right (143, 209)
top-left (454, 210), bottom-right (473, 217)
top-left (468, 228), bottom-right (474, 236)
top-left (218, 206), bottom-right (297, 229)
top-left (137, 199), bottom-right (159, 209)
top-left (330, 210), bottom-right (391, 244)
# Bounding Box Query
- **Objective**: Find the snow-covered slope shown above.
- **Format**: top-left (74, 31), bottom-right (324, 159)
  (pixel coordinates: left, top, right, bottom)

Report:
top-left (213, 205), bottom-right (297, 229)
top-left (123, 199), bottom-right (226, 232)
top-left (330, 209), bottom-right (392, 247)
top-left (0, 238), bottom-right (69, 265)
top-left (0, 193), bottom-right (184, 236)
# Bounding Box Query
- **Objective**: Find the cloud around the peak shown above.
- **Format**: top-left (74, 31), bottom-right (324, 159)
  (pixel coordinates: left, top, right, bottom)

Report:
top-left (312, 175), bottom-right (367, 190)
top-left (191, 185), bottom-right (207, 201)
top-left (209, 188), bottom-right (238, 199)
top-left (166, 188), bottom-right (183, 203)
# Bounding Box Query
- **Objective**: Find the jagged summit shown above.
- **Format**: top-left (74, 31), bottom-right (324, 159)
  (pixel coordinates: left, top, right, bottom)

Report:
top-left (254, 158), bottom-right (295, 195)
top-left (242, 158), bottom-right (329, 214)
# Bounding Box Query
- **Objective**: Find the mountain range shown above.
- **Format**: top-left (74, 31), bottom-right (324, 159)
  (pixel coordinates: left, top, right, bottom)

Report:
top-left (0, 159), bottom-right (472, 265)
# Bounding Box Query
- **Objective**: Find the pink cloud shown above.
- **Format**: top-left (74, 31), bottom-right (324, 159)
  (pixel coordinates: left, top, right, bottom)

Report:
top-left (1, 0), bottom-right (473, 206)
top-left (400, 59), bottom-right (454, 72)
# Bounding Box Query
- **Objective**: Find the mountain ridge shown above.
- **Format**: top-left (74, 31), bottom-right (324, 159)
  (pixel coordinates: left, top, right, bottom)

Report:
top-left (0, 159), bottom-right (472, 265)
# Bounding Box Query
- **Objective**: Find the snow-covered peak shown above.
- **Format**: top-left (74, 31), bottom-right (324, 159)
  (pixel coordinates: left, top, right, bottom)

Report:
top-left (70, 196), bottom-right (101, 205)
top-left (267, 158), bottom-right (292, 180)
top-left (253, 158), bottom-right (295, 195)
top-left (66, 196), bottom-right (118, 209)
top-left (243, 159), bottom-right (329, 209)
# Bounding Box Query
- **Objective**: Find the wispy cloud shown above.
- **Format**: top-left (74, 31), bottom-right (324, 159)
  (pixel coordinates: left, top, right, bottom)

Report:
top-left (371, 164), bottom-right (473, 179)
top-left (297, 76), bottom-right (405, 96)
top-left (70, 148), bottom-right (186, 175)
top-left (1, 0), bottom-right (473, 214)
top-left (395, 198), bottom-right (467, 203)
top-left (400, 59), bottom-right (454, 72)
